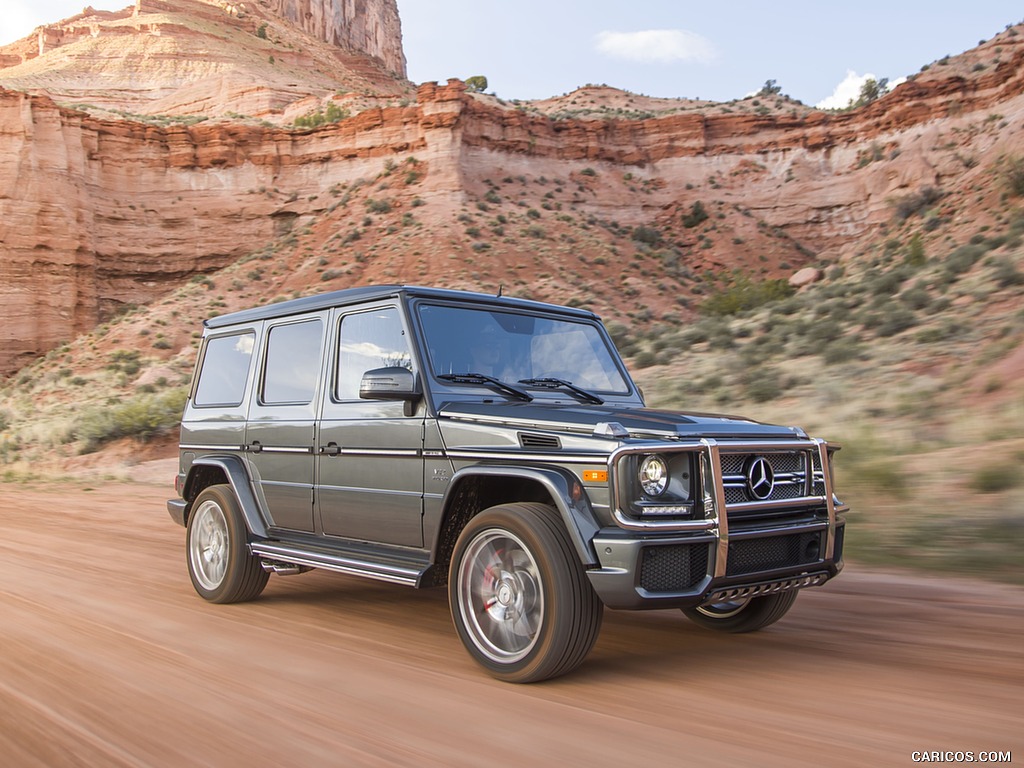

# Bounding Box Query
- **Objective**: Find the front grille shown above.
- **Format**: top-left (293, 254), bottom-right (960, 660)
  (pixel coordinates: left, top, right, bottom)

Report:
top-left (639, 544), bottom-right (709, 593)
top-left (726, 532), bottom-right (822, 576)
top-left (721, 451), bottom-right (820, 505)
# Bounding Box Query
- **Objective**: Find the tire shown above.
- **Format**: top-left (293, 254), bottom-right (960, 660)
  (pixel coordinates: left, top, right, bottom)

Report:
top-left (449, 502), bottom-right (603, 683)
top-left (682, 590), bottom-right (798, 633)
top-left (186, 484), bottom-right (268, 604)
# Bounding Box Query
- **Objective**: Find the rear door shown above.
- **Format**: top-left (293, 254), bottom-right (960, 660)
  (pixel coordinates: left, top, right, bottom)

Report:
top-left (316, 303), bottom-right (424, 547)
top-left (245, 312), bottom-right (328, 532)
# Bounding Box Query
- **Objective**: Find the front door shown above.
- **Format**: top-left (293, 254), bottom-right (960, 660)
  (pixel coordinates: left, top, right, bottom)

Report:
top-left (316, 305), bottom-right (424, 547)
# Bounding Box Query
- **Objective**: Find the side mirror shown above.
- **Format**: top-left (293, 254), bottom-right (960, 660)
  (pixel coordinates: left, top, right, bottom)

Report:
top-left (359, 366), bottom-right (421, 402)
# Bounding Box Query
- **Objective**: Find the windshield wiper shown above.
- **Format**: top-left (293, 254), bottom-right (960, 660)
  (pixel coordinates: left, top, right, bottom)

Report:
top-left (519, 377), bottom-right (604, 405)
top-left (437, 373), bottom-right (533, 401)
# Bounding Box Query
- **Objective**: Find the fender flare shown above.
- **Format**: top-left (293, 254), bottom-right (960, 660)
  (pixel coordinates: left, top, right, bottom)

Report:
top-left (439, 464), bottom-right (601, 566)
top-left (185, 454), bottom-right (269, 540)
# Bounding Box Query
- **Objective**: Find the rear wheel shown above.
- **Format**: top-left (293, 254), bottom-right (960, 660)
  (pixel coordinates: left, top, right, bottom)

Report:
top-left (682, 591), bottom-right (798, 633)
top-left (186, 484), bottom-right (268, 604)
top-left (449, 502), bottom-right (602, 683)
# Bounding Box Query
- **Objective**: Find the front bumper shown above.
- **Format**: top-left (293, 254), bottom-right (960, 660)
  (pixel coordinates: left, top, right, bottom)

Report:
top-left (586, 517), bottom-right (845, 610)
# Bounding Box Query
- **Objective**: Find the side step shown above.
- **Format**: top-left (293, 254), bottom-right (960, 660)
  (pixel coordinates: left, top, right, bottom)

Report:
top-left (250, 540), bottom-right (430, 587)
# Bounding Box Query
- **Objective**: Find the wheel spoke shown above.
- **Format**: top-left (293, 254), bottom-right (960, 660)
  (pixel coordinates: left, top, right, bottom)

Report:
top-left (458, 528), bottom-right (544, 664)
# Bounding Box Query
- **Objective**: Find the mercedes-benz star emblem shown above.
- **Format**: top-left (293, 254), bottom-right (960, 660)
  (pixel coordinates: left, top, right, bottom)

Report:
top-left (746, 456), bottom-right (775, 500)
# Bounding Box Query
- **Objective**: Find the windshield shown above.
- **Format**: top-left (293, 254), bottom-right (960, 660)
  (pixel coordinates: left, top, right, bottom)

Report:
top-left (417, 304), bottom-right (631, 395)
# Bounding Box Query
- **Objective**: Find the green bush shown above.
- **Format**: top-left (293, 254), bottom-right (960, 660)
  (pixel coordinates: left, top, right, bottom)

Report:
top-left (892, 186), bottom-right (943, 220)
top-left (681, 201), bottom-right (708, 228)
top-left (365, 198), bottom-right (392, 214)
top-left (969, 464), bottom-right (1023, 494)
top-left (944, 243), bottom-right (987, 275)
top-left (1001, 155), bottom-right (1024, 197)
top-left (632, 225), bottom-right (661, 245)
top-left (72, 388), bottom-right (188, 453)
top-left (702, 274), bottom-right (795, 316)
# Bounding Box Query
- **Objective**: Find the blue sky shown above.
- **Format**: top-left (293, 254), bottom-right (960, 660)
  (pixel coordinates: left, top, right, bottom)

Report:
top-left (4, 1), bottom-right (1022, 107)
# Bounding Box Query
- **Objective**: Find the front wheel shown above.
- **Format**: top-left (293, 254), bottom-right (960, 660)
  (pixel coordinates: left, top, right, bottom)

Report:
top-left (186, 484), bottom-right (268, 604)
top-left (682, 590), bottom-right (798, 633)
top-left (449, 502), bottom-right (603, 683)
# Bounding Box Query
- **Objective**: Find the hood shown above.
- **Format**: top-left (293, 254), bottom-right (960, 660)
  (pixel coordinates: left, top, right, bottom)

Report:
top-left (437, 401), bottom-right (805, 440)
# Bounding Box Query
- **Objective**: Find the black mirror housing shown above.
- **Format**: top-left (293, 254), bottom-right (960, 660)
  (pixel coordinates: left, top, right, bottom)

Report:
top-left (359, 367), bottom-right (421, 401)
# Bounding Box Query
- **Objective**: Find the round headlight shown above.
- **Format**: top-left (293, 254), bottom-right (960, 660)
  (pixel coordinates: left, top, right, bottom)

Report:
top-left (639, 454), bottom-right (669, 497)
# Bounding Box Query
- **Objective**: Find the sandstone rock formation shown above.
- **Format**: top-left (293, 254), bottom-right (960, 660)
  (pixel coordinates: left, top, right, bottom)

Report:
top-left (264, 0), bottom-right (406, 76)
top-left (0, 0), bottom-right (409, 117)
top-left (1, 5), bottom-right (1023, 377)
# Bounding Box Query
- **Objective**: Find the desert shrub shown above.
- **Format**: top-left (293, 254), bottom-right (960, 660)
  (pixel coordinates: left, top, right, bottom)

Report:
top-left (681, 201), bottom-right (709, 228)
top-left (905, 233), bottom-right (926, 267)
top-left (821, 337), bottom-right (865, 365)
top-left (1001, 155), bottom-right (1024, 197)
top-left (702, 273), bottom-right (794, 316)
top-left (969, 464), bottom-right (1024, 494)
top-left (900, 286), bottom-right (932, 310)
top-left (875, 306), bottom-right (918, 337)
top-left (742, 366), bottom-right (783, 403)
top-left (891, 186), bottom-right (943, 220)
top-left (107, 349), bottom-right (142, 376)
top-left (944, 243), bottom-right (988, 275)
top-left (365, 198), bottom-right (392, 214)
top-left (632, 350), bottom-right (657, 368)
top-left (992, 257), bottom-right (1024, 287)
top-left (72, 388), bottom-right (188, 453)
top-left (632, 225), bottom-right (661, 245)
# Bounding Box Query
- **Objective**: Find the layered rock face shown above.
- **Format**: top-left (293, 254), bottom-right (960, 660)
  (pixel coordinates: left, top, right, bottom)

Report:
top-left (265, 0), bottom-right (406, 76)
top-left (1, 16), bottom-right (1023, 376)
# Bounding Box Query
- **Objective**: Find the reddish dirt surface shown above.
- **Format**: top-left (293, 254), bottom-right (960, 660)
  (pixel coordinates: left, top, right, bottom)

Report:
top-left (0, 480), bottom-right (1021, 767)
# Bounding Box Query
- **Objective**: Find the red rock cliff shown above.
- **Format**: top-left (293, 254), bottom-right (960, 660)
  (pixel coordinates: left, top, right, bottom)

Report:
top-left (264, 0), bottom-right (406, 76)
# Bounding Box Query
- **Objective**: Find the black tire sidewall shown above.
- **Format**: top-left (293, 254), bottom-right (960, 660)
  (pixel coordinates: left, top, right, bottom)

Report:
top-left (449, 502), bottom-right (595, 683)
top-left (186, 484), bottom-right (266, 604)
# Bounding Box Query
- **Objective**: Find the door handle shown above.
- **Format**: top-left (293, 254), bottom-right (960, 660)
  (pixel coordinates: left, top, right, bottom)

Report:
top-left (249, 441), bottom-right (262, 454)
top-left (320, 442), bottom-right (341, 456)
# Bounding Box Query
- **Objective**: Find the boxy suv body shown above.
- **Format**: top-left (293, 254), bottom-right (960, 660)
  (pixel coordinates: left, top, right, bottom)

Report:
top-left (168, 285), bottom-right (848, 682)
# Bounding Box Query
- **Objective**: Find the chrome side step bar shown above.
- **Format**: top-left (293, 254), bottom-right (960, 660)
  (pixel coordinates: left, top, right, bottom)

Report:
top-left (250, 541), bottom-right (424, 586)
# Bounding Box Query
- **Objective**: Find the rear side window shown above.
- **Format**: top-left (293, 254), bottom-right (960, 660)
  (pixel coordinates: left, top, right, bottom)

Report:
top-left (262, 319), bottom-right (324, 405)
top-left (194, 332), bottom-right (255, 407)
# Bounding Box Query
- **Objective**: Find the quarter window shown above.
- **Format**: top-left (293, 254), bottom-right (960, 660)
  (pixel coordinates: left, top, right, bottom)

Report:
top-left (194, 332), bottom-right (255, 407)
top-left (262, 320), bottom-right (324, 404)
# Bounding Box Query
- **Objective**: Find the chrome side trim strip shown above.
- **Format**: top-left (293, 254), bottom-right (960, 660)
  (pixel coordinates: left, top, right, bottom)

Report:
top-left (445, 450), bottom-right (607, 464)
top-left (180, 443), bottom-right (245, 452)
top-left (337, 448), bottom-right (421, 458)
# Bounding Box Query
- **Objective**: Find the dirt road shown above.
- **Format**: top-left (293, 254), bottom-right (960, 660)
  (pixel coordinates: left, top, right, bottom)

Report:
top-left (0, 480), bottom-right (1020, 767)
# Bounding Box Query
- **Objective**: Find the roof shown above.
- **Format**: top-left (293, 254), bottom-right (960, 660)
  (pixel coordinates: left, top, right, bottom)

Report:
top-left (203, 285), bottom-right (599, 329)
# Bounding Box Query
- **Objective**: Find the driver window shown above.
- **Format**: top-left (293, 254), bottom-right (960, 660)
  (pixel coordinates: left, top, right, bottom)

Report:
top-left (336, 307), bottom-right (413, 400)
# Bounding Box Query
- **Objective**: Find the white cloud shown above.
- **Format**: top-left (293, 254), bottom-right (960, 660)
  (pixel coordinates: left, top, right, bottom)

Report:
top-left (815, 71), bottom-right (908, 109)
top-left (816, 70), bottom-right (873, 110)
top-left (595, 29), bottom-right (718, 65)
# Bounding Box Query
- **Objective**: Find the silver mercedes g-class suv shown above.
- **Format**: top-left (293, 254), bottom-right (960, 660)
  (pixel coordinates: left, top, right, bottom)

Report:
top-left (168, 285), bottom-right (847, 682)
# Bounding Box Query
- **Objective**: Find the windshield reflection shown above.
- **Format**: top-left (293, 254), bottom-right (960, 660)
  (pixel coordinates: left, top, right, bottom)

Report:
top-left (417, 304), bottom-right (630, 394)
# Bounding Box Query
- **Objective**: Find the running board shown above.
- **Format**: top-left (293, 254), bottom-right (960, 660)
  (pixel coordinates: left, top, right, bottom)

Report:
top-left (250, 541), bottom-right (427, 587)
